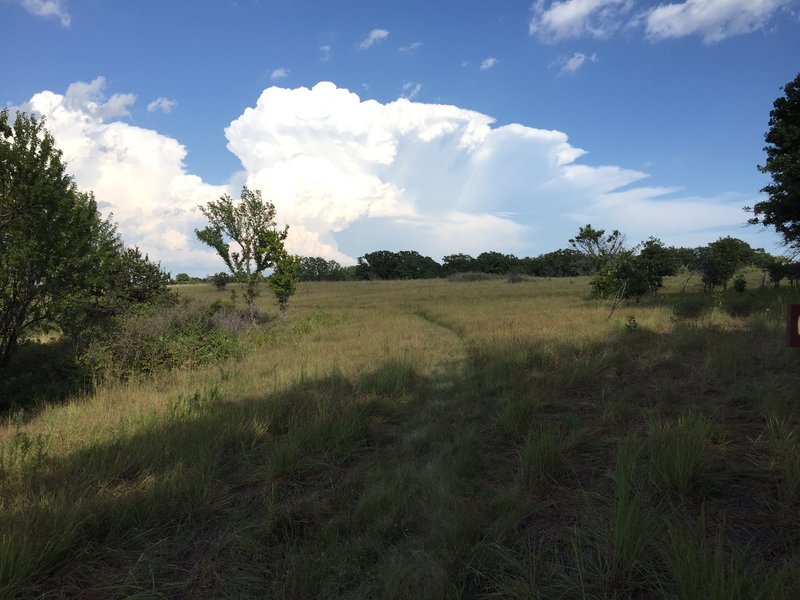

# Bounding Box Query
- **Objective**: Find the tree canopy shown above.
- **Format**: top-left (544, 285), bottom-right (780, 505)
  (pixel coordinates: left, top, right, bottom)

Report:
top-left (196, 187), bottom-right (289, 320)
top-left (0, 110), bottom-right (170, 366)
top-left (749, 72), bottom-right (800, 252)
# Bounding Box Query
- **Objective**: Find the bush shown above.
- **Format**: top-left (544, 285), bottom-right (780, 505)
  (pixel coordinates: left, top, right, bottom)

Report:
top-left (81, 299), bottom-right (242, 381)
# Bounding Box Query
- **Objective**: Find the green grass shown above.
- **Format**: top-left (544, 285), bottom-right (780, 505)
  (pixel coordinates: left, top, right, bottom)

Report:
top-left (2, 276), bottom-right (800, 597)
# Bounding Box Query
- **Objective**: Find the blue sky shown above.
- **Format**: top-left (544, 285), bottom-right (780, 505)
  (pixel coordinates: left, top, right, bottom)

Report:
top-left (3, 0), bottom-right (799, 275)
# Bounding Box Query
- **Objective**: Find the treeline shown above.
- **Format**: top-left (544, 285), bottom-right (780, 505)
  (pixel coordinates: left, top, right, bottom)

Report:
top-left (290, 228), bottom-right (800, 301)
top-left (290, 249), bottom-right (593, 282)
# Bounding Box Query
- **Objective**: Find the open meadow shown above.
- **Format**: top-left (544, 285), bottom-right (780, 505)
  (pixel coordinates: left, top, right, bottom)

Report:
top-left (2, 275), bottom-right (800, 598)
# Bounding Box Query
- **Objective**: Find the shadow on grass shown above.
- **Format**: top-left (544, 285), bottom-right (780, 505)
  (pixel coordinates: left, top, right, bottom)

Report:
top-left (0, 359), bottom-right (422, 598)
top-left (3, 311), bottom-right (800, 598)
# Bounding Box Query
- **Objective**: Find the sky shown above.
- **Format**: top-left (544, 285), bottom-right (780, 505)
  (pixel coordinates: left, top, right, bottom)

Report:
top-left (2, 0), bottom-right (799, 275)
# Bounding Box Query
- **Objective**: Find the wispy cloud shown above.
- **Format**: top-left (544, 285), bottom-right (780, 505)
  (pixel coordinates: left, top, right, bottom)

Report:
top-left (270, 67), bottom-right (290, 80)
top-left (398, 41), bottom-right (423, 53)
top-left (359, 28), bottom-right (389, 49)
top-left (529, 0), bottom-right (631, 42)
top-left (319, 44), bottom-right (332, 62)
top-left (147, 97), bottom-right (177, 113)
top-left (401, 82), bottom-right (422, 99)
top-left (529, 0), bottom-right (791, 44)
top-left (480, 57), bottom-right (499, 71)
top-left (20, 0), bottom-right (71, 27)
top-left (554, 51), bottom-right (598, 74)
top-left (644, 0), bottom-right (792, 43)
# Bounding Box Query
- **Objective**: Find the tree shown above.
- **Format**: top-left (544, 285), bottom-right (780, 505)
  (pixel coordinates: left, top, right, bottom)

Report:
top-left (395, 251), bottom-right (442, 279)
top-left (700, 237), bottom-right (754, 292)
top-left (442, 253), bottom-right (476, 275)
top-left (355, 251), bottom-right (399, 280)
top-left (210, 272), bottom-right (232, 290)
top-left (0, 110), bottom-right (116, 366)
top-left (475, 251), bottom-right (517, 275)
top-left (569, 224), bottom-right (625, 271)
top-left (590, 250), bottom-right (649, 302)
top-left (525, 249), bottom-right (591, 277)
top-left (636, 238), bottom-right (678, 295)
top-left (749, 72), bottom-right (800, 252)
top-left (269, 252), bottom-right (301, 320)
top-left (195, 187), bottom-right (288, 322)
top-left (298, 256), bottom-right (352, 282)
top-left (174, 273), bottom-right (191, 284)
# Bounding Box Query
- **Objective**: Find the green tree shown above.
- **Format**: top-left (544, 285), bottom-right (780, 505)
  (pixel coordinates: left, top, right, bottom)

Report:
top-left (298, 256), bottom-right (349, 281)
top-left (210, 272), bottom-right (232, 290)
top-left (636, 237), bottom-right (678, 295)
top-left (269, 252), bottom-right (301, 320)
top-left (195, 187), bottom-right (288, 322)
top-left (0, 110), bottom-right (120, 366)
top-left (526, 249), bottom-right (591, 277)
top-left (590, 250), bottom-right (649, 302)
top-left (700, 237), bottom-right (753, 292)
top-left (749, 72), bottom-right (800, 251)
top-left (442, 253), bottom-right (477, 275)
top-left (174, 273), bottom-right (191, 284)
top-left (395, 251), bottom-right (442, 279)
top-left (355, 250), bottom-right (399, 280)
top-left (475, 251), bottom-right (517, 275)
top-left (569, 224), bottom-right (625, 271)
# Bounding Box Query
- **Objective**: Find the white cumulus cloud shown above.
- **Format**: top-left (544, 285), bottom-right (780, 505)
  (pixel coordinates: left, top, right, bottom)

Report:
top-left (21, 0), bottom-right (70, 27)
top-left (270, 67), bottom-right (290, 80)
top-left (17, 78), bottom-right (228, 274)
top-left (480, 57), bottom-right (499, 71)
top-left (359, 28), bottom-right (389, 49)
top-left (63, 76), bottom-right (135, 119)
top-left (147, 97), bottom-right (176, 113)
top-left (529, 0), bottom-right (632, 41)
top-left (644, 0), bottom-right (792, 43)
top-left (223, 82), bottom-right (761, 262)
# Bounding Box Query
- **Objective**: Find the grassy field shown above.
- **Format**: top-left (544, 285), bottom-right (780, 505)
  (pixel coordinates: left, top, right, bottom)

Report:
top-left (2, 275), bottom-right (800, 598)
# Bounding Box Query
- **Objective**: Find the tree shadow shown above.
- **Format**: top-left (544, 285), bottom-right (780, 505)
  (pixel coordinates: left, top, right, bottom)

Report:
top-left (0, 340), bottom-right (92, 415)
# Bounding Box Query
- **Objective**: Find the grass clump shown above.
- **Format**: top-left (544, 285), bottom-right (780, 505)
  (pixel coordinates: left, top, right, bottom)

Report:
top-left (518, 422), bottom-right (585, 486)
top-left (646, 412), bottom-right (714, 495)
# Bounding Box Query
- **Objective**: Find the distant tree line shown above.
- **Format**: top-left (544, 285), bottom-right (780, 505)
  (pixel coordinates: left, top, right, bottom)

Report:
top-left (283, 231), bottom-right (800, 301)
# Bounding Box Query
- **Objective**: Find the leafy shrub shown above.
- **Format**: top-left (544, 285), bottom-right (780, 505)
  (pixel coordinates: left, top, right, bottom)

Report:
top-left (733, 275), bottom-right (747, 293)
top-left (81, 299), bottom-right (242, 381)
